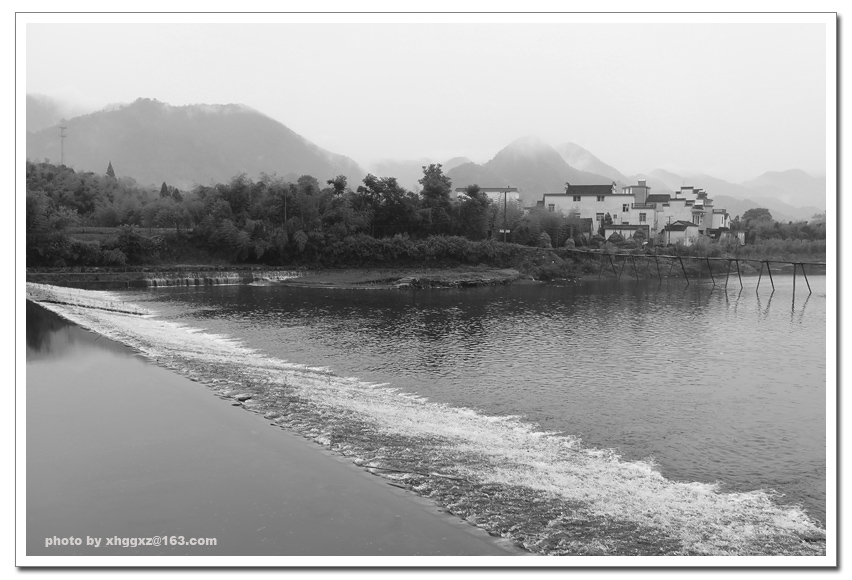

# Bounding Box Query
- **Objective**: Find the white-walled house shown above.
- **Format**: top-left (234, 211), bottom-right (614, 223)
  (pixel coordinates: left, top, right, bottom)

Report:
top-left (621, 179), bottom-right (652, 204)
top-left (541, 183), bottom-right (634, 233)
top-left (661, 220), bottom-right (700, 246)
top-left (454, 187), bottom-right (520, 204)
top-left (540, 182), bottom-right (730, 244)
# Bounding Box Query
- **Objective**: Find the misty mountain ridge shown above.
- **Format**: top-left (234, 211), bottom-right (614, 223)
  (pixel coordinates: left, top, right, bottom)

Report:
top-left (460, 136), bottom-right (614, 205)
top-left (25, 94), bottom-right (825, 219)
top-left (554, 142), bottom-right (628, 184)
top-left (26, 97), bottom-right (365, 190)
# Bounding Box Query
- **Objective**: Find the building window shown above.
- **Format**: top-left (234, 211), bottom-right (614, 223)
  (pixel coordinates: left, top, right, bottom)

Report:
top-left (596, 213), bottom-right (604, 222)
top-left (639, 213), bottom-right (646, 223)
top-left (622, 204), bottom-right (629, 212)
top-left (693, 215), bottom-right (699, 225)
top-left (597, 196), bottom-right (605, 202)
top-left (573, 196), bottom-right (581, 202)
top-left (547, 204), bottom-right (555, 212)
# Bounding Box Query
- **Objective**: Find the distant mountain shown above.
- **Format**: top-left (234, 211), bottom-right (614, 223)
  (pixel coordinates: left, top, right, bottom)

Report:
top-left (368, 158), bottom-right (435, 191)
top-left (555, 142), bottom-right (628, 184)
top-left (640, 169), bottom-right (817, 222)
top-left (441, 156), bottom-right (473, 173)
top-left (25, 97), bottom-right (365, 190)
top-left (473, 136), bottom-right (612, 204)
top-left (741, 169), bottom-right (826, 210)
top-left (627, 173), bottom-right (675, 194)
top-left (446, 162), bottom-right (510, 191)
top-left (648, 168), bottom-right (689, 192)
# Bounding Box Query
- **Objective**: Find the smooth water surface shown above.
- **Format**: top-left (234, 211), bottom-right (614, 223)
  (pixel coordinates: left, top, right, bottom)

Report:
top-left (130, 276), bottom-right (828, 526)
top-left (25, 302), bottom-right (518, 556)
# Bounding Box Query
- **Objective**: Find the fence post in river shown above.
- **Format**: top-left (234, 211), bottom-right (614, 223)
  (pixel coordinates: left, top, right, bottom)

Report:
top-left (757, 262), bottom-right (764, 292)
top-left (765, 261), bottom-right (775, 290)
top-left (706, 257), bottom-right (715, 286)
top-left (609, 254), bottom-right (619, 278)
top-left (678, 256), bottom-right (689, 284)
top-left (793, 263), bottom-right (797, 295)
top-left (736, 259), bottom-right (743, 288)
top-left (724, 259), bottom-right (731, 288)
top-left (631, 255), bottom-right (639, 280)
top-left (655, 255), bottom-right (663, 282)
top-left (800, 263), bottom-right (812, 294)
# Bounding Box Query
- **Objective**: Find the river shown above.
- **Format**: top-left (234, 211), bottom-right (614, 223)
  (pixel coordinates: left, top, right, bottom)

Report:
top-left (26, 274), bottom-right (829, 556)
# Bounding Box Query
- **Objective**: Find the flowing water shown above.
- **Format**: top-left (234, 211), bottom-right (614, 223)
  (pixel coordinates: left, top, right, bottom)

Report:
top-left (25, 275), bottom-right (829, 556)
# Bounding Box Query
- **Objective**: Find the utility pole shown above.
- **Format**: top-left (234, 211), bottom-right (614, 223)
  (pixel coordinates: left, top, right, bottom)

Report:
top-left (503, 187), bottom-right (508, 243)
top-left (59, 120), bottom-right (67, 166)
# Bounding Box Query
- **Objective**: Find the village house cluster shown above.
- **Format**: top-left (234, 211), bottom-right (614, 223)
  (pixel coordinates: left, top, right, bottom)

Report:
top-left (454, 182), bottom-right (733, 246)
top-left (536, 180), bottom-right (732, 246)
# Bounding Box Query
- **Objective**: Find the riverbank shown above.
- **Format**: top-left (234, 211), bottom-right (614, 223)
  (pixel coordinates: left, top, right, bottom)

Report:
top-left (24, 301), bottom-right (524, 560)
top-left (276, 267), bottom-right (527, 289)
top-left (24, 265), bottom-right (532, 290)
top-left (25, 247), bottom-right (828, 291)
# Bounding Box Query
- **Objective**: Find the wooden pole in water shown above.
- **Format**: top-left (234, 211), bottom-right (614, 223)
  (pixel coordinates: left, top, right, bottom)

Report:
top-left (706, 257), bottom-right (715, 286)
top-left (598, 253), bottom-right (604, 279)
top-left (655, 255), bottom-right (663, 281)
top-left (644, 255), bottom-right (651, 278)
top-left (800, 263), bottom-right (812, 294)
top-left (632, 255), bottom-right (639, 279)
top-left (724, 259), bottom-right (731, 288)
top-left (792, 262), bottom-right (797, 295)
top-left (765, 261), bottom-right (775, 290)
top-left (736, 259), bottom-right (743, 288)
top-left (678, 255), bottom-right (689, 284)
top-left (610, 254), bottom-right (619, 278)
top-left (757, 261), bottom-right (764, 291)
top-left (668, 257), bottom-right (675, 279)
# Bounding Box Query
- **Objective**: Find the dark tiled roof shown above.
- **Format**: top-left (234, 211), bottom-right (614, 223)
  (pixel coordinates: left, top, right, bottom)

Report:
top-left (604, 224), bottom-right (649, 230)
top-left (645, 194), bottom-right (671, 203)
top-left (563, 184), bottom-right (616, 196)
top-left (454, 187), bottom-right (519, 192)
top-left (662, 220), bottom-right (698, 232)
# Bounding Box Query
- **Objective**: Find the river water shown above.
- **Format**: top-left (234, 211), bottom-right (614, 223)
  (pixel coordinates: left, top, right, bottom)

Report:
top-left (26, 274), bottom-right (829, 556)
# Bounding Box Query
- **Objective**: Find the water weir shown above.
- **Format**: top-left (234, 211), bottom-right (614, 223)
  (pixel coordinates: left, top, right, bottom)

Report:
top-left (25, 269), bottom-right (303, 290)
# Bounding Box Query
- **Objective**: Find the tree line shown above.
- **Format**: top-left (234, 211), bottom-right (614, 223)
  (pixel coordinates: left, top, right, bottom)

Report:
top-left (731, 207), bottom-right (826, 243)
top-left (26, 161), bottom-right (587, 267)
top-left (27, 161), bottom-right (825, 268)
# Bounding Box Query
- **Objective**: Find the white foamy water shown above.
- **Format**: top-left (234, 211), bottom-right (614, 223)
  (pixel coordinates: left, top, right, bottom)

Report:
top-left (26, 283), bottom-right (826, 556)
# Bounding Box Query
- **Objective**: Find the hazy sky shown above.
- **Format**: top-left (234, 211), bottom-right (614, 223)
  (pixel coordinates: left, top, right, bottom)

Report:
top-left (24, 15), bottom-right (831, 182)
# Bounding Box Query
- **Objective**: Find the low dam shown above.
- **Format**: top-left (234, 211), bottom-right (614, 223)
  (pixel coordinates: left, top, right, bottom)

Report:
top-left (25, 267), bottom-right (303, 290)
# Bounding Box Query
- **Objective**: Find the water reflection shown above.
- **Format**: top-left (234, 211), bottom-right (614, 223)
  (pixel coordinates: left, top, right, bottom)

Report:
top-left (26, 300), bottom-right (72, 354)
top-left (26, 301), bottom-right (129, 361)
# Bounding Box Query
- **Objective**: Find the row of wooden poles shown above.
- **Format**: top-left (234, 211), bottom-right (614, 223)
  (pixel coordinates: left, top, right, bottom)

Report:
top-left (567, 249), bottom-right (824, 295)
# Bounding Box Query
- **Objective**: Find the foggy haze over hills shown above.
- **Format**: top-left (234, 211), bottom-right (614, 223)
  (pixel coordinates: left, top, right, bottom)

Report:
top-left (23, 20), bottom-right (829, 186)
top-left (25, 95), bottom-right (826, 220)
